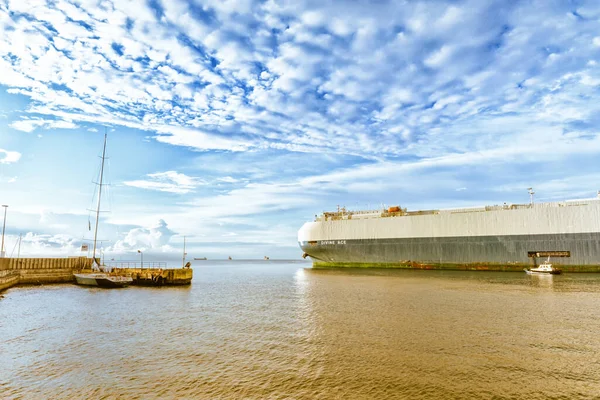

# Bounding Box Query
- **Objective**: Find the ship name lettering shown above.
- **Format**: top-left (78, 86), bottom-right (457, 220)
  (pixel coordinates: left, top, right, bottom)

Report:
top-left (319, 240), bottom-right (346, 245)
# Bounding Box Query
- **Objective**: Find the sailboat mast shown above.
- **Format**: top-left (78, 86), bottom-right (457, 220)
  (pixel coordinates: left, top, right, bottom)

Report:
top-left (92, 133), bottom-right (107, 264)
top-left (182, 236), bottom-right (186, 268)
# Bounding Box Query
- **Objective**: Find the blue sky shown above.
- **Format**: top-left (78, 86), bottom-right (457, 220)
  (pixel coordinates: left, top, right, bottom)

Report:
top-left (0, 0), bottom-right (599, 260)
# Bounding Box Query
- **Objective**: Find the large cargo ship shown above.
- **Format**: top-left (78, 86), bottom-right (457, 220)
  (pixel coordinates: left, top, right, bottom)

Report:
top-left (298, 193), bottom-right (600, 272)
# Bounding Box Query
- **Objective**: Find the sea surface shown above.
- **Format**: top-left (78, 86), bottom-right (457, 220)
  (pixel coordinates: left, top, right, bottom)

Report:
top-left (1, 260), bottom-right (600, 399)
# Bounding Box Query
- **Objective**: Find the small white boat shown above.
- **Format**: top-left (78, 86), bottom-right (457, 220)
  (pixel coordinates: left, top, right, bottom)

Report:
top-left (74, 271), bottom-right (133, 288)
top-left (524, 258), bottom-right (562, 275)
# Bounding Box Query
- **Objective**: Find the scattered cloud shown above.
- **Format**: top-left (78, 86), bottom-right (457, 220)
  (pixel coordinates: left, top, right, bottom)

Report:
top-left (1, 0), bottom-right (600, 258)
top-left (0, 0), bottom-right (596, 158)
top-left (123, 171), bottom-right (205, 194)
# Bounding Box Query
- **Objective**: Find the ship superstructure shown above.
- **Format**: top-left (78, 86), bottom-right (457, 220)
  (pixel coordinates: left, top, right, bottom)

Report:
top-left (298, 194), bottom-right (600, 271)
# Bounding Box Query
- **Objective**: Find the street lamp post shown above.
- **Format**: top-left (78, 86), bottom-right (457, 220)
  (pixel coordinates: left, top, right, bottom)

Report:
top-left (138, 249), bottom-right (143, 269)
top-left (527, 187), bottom-right (535, 205)
top-left (1, 205), bottom-right (7, 258)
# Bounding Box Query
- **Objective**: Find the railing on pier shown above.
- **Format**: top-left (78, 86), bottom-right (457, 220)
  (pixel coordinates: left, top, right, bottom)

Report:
top-left (103, 261), bottom-right (168, 269)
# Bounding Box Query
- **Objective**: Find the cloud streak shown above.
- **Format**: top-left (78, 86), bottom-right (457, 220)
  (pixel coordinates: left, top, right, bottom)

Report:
top-left (10, 118), bottom-right (78, 133)
top-left (124, 171), bottom-right (205, 194)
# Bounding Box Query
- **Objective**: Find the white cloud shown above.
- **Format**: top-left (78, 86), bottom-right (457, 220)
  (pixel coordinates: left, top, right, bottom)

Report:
top-left (217, 176), bottom-right (239, 183)
top-left (10, 118), bottom-right (78, 133)
top-left (1, 232), bottom-right (81, 257)
top-left (152, 126), bottom-right (251, 152)
top-left (0, 148), bottom-right (21, 164)
top-left (110, 219), bottom-right (176, 252)
top-left (123, 171), bottom-right (205, 194)
top-left (424, 45), bottom-right (454, 68)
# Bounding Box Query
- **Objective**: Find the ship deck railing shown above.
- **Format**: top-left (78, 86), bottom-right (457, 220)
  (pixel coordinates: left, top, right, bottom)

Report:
top-left (315, 198), bottom-right (600, 221)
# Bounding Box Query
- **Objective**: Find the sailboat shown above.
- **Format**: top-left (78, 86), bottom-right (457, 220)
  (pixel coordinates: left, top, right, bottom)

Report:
top-left (74, 133), bottom-right (133, 288)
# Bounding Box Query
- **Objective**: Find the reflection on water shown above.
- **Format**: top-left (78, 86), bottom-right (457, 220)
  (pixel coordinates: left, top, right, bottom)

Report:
top-left (1, 261), bottom-right (600, 399)
top-left (527, 273), bottom-right (555, 289)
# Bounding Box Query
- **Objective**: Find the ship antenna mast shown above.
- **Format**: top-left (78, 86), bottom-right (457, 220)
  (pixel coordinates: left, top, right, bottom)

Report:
top-left (527, 187), bottom-right (535, 205)
top-left (92, 133), bottom-right (107, 267)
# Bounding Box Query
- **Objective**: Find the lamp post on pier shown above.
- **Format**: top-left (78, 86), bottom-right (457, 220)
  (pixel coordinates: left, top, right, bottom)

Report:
top-left (137, 249), bottom-right (143, 269)
top-left (527, 188), bottom-right (535, 205)
top-left (1, 205), bottom-right (8, 258)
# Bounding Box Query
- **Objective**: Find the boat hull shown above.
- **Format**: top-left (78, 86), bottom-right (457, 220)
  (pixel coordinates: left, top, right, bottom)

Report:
top-left (74, 273), bottom-right (102, 286)
top-left (525, 269), bottom-right (562, 275)
top-left (74, 273), bottom-right (132, 288)
top-left (95, 276), bottom-right (133, 288)
top-left (299, 232), bottom-right (600, 272)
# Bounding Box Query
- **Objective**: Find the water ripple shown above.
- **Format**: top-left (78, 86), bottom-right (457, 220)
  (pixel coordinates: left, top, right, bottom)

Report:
top-left (1, 264), bottom-right (600, 399)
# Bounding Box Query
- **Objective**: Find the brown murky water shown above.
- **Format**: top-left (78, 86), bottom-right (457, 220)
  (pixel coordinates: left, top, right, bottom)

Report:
top-left (1, 261), bottom-right (600, 399)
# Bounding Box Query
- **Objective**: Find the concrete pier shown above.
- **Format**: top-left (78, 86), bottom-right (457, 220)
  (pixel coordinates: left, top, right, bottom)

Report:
top-left (0, 269), bottom-right (19, 292)
top-left (0, 257), bottom-right (91, 291)
top-left (75, 267), bottom-right (193, 286)
top-left (0, 257), bottom-right (193, 292)
top-left (117, 267), bottom-right (193, 286)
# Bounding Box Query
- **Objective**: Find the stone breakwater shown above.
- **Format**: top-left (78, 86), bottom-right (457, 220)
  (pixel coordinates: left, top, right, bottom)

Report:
top-left (0, 258), bottom-right (192, 292)
top-left (0, 257), bottom-right (91, 292)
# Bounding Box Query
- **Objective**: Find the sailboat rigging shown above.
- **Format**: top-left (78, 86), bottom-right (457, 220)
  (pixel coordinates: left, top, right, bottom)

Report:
top-left (74, 133), bottom-right (132, 288)
top-left (182, 236), bottom-right (186, 268)
top-left (91, 130), bottom-right (107, 268)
